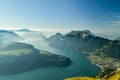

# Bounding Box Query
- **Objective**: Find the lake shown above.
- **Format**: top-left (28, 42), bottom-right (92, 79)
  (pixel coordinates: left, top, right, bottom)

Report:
top-left (0, 33), bottom-right (100, 80)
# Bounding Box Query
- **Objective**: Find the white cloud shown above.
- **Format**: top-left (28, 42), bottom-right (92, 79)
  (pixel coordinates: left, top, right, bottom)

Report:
top-left (107, 20), bottom-right (120, 26)
top-left (101, 12), bottom-right (120, 28)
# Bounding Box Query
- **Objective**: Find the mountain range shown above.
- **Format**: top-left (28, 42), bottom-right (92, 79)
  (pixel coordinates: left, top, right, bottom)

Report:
top-left (46, 30), bottom-right (120, 60)
top-left (0, 29), bottom-right (21, 42)
top-left (12, 28), bottom-right (32, 32)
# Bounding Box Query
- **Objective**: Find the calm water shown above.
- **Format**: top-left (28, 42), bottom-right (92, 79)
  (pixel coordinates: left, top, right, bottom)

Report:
top-left (0, 33), bottom-right (100, 80)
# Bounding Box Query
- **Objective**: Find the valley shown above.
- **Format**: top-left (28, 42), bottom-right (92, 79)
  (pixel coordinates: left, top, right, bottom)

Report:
top-left (0, 29), bottom-right (119, 80)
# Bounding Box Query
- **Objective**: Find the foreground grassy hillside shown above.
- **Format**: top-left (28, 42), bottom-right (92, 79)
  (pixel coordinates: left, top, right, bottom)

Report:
top-left (65, 68), bottom-right (120, 80)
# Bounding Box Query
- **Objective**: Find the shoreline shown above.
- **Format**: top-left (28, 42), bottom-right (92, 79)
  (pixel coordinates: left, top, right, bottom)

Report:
top-left (88, 54), bottom-right (120, 77)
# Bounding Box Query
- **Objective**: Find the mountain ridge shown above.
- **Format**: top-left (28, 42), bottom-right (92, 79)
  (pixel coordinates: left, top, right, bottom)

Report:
top-left (46, 30), bottom-right (120, 60)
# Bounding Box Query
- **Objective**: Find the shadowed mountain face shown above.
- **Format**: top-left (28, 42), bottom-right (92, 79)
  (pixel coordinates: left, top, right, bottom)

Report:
top-left (13, 29), bottom-right (46, 40)
top-left (46, 30), bottom-right (120, 59)
top-left (45, 33), bottom-right (63, 43)
top-left (46, 30), bottom-right (109, 52)
top-left (0, 30), bottom-right (71, 75)
top-left (95, 40), bottom-right (120, 59)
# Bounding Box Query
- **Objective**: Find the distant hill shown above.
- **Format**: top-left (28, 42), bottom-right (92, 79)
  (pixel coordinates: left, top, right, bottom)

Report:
top-left (0, 29), bottom-right (21, 42)
top-left (13, 28), bottom-right (32, 32)
top-left (15, 30), bottom-right (46, 40)
top-left (45, 33), bottom-right (63, 43)
top-left (11, 28), bottom-right (46, 40)
top-left (46, 30), bottom-right (120, 60)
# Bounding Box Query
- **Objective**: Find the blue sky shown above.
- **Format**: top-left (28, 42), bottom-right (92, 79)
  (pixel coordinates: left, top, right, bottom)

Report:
top-left (0, 0), bottom-right (120, 38)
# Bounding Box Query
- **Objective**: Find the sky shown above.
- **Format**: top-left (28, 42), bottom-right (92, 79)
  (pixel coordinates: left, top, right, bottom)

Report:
top-left (0, 0), bottom-right (120, 38)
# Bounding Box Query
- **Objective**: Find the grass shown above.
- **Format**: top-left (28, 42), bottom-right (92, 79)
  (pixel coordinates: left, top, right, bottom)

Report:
top-left (64, 68), bottom-right (120, 80)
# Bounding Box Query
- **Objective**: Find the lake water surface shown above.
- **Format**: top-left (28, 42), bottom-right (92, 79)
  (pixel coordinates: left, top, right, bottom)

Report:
top-left (0, 34), bottom-right (100, 80)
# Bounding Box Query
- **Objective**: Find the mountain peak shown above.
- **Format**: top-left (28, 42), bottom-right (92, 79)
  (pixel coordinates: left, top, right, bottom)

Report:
top-left (55, 33), bottom-right (62, 36)
top-left (45, 32), bottom-right (63, 42)
top-left (66, 30), bottom-right (95, 37)
top-left (83, 30), bottom-right (96, 36)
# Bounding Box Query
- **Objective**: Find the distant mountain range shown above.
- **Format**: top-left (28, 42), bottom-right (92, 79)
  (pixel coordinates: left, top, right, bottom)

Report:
top-left (13, 28), bottom-right (32, 32)
top-left (46, 30), bottom-right (120, 59)
top-left (13, 28), bottom-right (46, 39)
top-left (0, 29), bottom-right (21, 42)
top-left (0, 29), bottom-right (19, 37)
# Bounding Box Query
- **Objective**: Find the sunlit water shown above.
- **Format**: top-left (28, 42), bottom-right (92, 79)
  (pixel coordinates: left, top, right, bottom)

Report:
top-left (0, 32), bottom-right (100, 80)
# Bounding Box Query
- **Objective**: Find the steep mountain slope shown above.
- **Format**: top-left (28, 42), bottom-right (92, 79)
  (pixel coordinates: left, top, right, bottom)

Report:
top-left (45, 33), bottom-right (63, 43)
top-left (14, 30), bottom-right (46, 40)
top-left (95, 40), bottom-right (120, 59)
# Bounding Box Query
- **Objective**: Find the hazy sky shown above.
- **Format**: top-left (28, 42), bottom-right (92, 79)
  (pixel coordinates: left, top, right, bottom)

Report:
top-left (0, 0), bottom-right (120, 37)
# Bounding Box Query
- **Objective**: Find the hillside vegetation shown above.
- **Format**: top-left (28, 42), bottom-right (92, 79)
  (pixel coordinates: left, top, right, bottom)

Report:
top-left (65, 68), bottom-right (120, 80)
